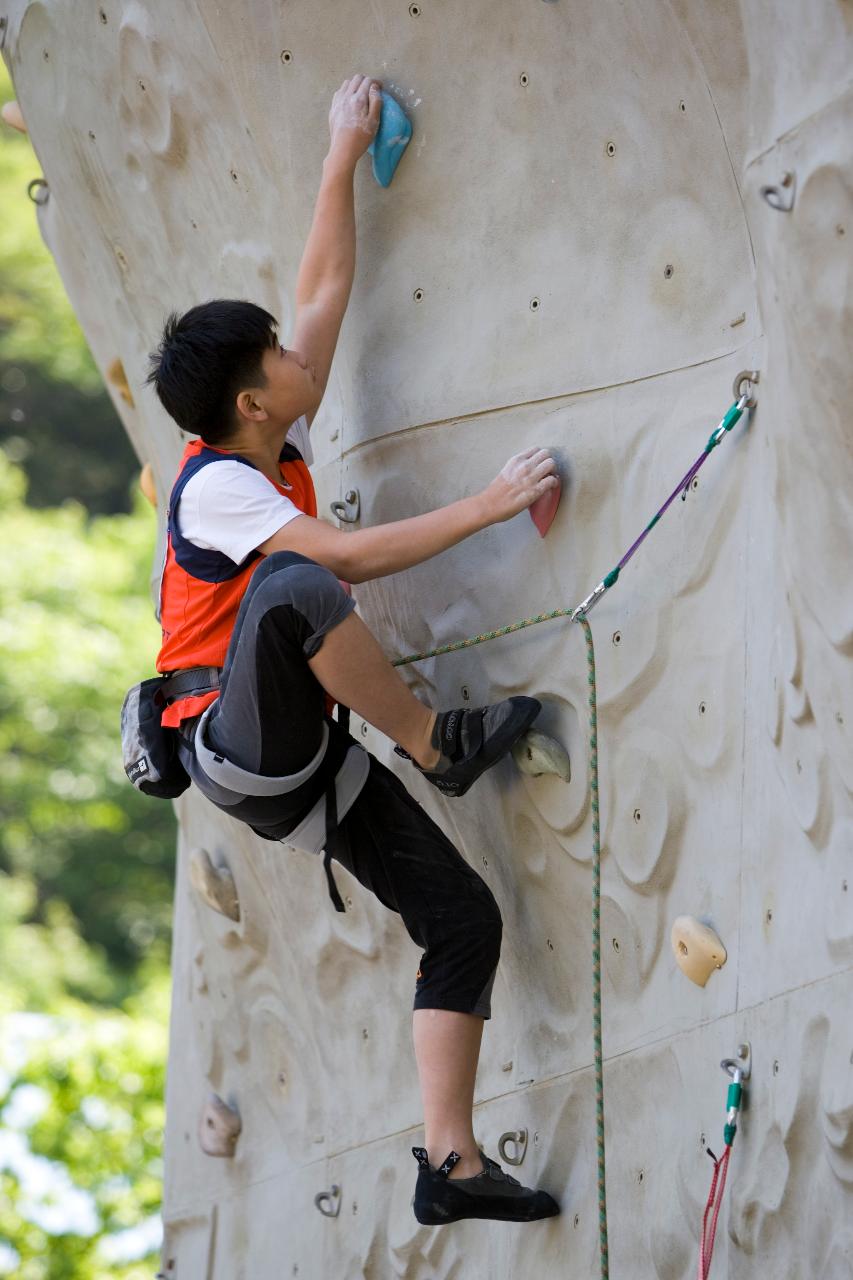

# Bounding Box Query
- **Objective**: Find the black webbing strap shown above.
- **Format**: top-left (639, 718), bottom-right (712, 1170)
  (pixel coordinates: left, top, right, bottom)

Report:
top-left (161, 666), bottom-right (221, 703)
top-left (323, 781), bottom-right (346, 913)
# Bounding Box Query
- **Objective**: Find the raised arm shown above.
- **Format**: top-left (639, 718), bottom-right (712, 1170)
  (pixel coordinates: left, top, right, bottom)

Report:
top-left (258, 449), bottom-right (559, 584)
top-left (291, 74), bottom-right (381, 423)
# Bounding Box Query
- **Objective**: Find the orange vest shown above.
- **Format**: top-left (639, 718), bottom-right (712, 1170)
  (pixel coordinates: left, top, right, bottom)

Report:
top-left (157, 437), bottom-right (317, 726)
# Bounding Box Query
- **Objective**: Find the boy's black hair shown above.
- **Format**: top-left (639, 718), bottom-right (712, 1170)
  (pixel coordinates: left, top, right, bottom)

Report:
top-left (146, 299), bottom-right (278, 444)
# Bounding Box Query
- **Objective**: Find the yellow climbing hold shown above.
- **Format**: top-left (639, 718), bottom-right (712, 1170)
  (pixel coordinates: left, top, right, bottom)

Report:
top-left (107, 356), bottom-right (135, 407)
top-left (139, 462), bottom-right (157, 507)
top-left (670, 916), bottom-right (727, 987)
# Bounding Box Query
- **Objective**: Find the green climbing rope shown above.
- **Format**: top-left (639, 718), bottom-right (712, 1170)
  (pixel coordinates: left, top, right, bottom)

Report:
top-left (580, 614), bottom-right (609, 1279)
top-left (391, 606), bottom-right (575, 669)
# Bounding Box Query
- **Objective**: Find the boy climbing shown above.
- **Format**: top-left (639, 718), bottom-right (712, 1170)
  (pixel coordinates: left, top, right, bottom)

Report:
top-left (146, 74), bottom-right (560, 1225)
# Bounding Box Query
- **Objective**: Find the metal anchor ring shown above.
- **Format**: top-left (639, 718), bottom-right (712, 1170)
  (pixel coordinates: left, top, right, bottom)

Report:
top-left (314, 1185), bottom-right (341, 1217)
top-left (760, 171), bottom-right (796, 212)
top-left (330, 488), bottom-right (360, 524)
top-left (497, 1128), bottom-right (528, 1166)
top-left (732, 369), bottom-right (760, 408)
top-left (721, 1041), bottom-right (751, 1083)
top-left (27, 177), bottom-right (50, 206)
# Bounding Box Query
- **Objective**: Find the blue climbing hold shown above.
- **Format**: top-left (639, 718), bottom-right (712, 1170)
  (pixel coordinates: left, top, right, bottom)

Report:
top-left (368, 91), bottom-right (412, 188)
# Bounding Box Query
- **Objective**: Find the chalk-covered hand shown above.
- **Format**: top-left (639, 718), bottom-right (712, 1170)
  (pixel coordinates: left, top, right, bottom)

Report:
top-left (480, 448), bottom-right (560, 524)
top-left (328, 75), bottom-right (382, 166)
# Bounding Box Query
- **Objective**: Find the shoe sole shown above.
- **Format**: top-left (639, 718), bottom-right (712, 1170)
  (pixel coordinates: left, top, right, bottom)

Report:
top-left (414, 1201), bottom-right (560, 1225)
top-left (428, 696), bottom-right (541, 798)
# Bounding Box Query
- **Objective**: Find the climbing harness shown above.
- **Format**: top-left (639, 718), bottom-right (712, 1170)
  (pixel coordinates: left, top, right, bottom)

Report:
top-left (698, 1047), bottom-right (751, 1279)
top-left (392, 382), bottom-right (758, 1280)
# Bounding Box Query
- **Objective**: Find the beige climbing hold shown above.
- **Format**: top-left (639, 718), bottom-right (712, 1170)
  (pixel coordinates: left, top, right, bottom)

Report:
top-left (189, 848), bottom-right (241, 922)
top-left (139, 463), bottom-right (157, 508)
top-left (198, 1093), bottom-right (241, 1157)
top-left (1, 101), bottom-right (28, 134)
top-left (670, 916), bottom-right (727, 987)
top-left (106, 356), bottom-right (135, 407)
top-left (513, 729), bottom-right (571, 782)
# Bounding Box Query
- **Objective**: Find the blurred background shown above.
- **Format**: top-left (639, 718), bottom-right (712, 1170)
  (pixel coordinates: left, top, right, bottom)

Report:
top-left (1, 61), bottom-right (174, 1279)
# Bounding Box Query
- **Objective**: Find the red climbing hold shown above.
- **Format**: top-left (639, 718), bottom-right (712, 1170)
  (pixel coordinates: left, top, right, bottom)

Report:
top-left (529, 476), bottom-right (562, 538)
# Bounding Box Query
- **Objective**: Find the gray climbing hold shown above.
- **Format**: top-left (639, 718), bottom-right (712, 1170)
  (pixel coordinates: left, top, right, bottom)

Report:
top-left (198, 1093), bottom-right (241, 1157)
top-left (513, 729), bottom-right (571, 782)
top-left (189, 848), bottom-right (240, 921)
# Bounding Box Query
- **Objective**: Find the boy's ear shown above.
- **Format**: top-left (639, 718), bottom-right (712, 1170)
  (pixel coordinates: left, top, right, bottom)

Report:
top-left (235, 389), bottom-right (268, 423)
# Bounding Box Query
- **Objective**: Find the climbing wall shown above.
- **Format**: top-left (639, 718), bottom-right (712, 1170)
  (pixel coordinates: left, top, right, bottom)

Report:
top-left (4, 0), bottom-right (851, 1274)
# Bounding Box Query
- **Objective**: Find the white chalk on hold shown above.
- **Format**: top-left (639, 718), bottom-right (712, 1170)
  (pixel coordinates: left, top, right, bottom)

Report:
top-left (198, 1093), bottom-right (241, 1157)
top-left (513, 729), bottom-right (571, 782)
top-left (670, 916), bottom-right (727, 987)
top-left (189, 848), bottom-right (241, 921)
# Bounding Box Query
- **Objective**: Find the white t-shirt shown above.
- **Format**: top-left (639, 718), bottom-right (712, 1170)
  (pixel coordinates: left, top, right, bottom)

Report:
top-left (178, 417), bottom-right (314, 565)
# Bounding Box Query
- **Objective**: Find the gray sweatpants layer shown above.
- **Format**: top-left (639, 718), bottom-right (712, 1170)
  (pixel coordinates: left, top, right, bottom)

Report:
top-left (178, 551), bottom-right (357, 831)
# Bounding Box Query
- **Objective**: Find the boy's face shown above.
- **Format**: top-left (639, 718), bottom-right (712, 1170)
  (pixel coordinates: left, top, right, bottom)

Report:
top-left (251, 342), bottom-right (318, 425)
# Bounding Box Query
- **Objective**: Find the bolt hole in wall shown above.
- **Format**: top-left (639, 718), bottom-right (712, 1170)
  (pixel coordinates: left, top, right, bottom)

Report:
top-left (612, 630), bottom-right (622, 646)
top-left (408, 2), bottom-right (421, 16)
top-left (519, 72), bottom-right (529, 87)
top-left (605, 140), bottom-right (616, 157)
top-left (664, 263), bottom-right (674, 279)
top-left (679, 99), bottom-right (687, 112)
top-left (529, 297), bottom-right (540, 312)
top-left (413, 288), bottom-right (424, 302)
top-left (99, 7), bottom-right (108, 22)
top-left (280, 49), bottom-right (293, 64)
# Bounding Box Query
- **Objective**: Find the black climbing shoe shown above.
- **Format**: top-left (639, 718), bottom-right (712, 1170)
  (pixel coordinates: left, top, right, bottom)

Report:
top-left (396, 696), bottom-right (541, 798)
top-left (412, 1147), bottom-right (561, 1224)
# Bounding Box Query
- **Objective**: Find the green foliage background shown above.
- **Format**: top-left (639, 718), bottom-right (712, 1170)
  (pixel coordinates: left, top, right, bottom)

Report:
top-left (1, 61), bottom-right (174, 1278)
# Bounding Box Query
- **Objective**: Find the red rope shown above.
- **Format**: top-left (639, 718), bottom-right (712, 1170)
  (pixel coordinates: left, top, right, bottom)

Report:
top-left (698, 1145), bottom-right (731, 1279)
